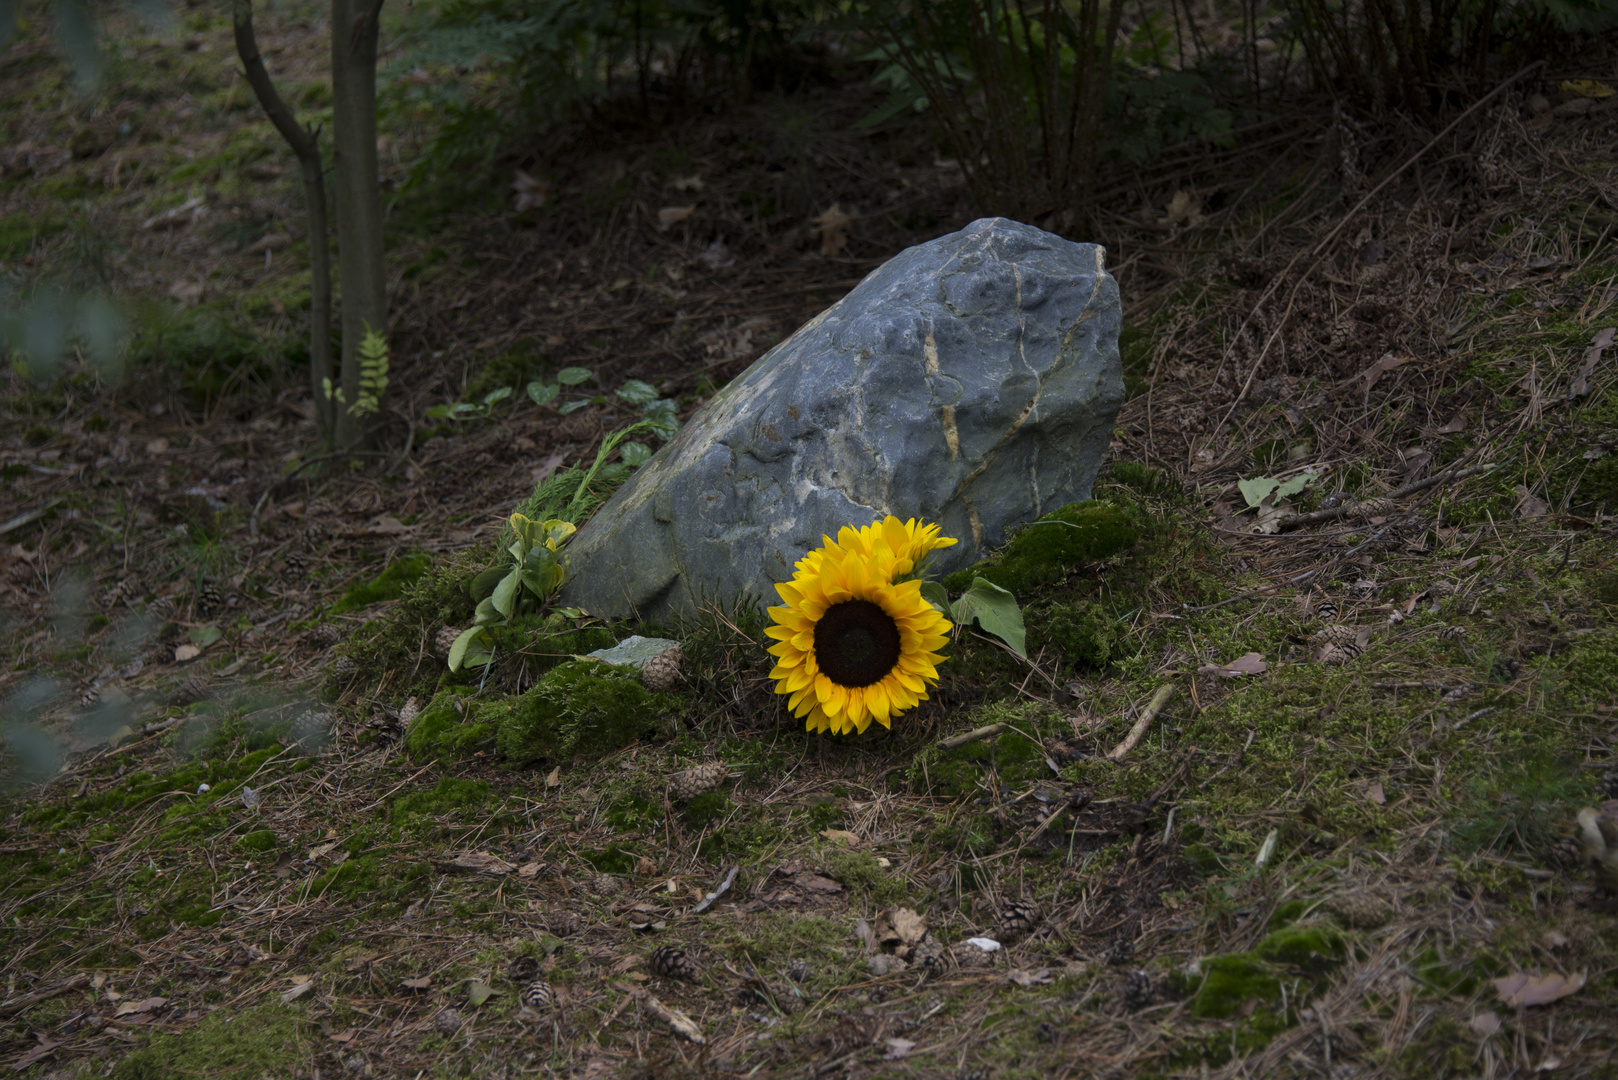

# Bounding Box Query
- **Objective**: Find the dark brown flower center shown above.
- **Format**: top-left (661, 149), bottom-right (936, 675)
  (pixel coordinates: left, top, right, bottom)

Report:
top-left (813, 600), bottom-right (901, 688)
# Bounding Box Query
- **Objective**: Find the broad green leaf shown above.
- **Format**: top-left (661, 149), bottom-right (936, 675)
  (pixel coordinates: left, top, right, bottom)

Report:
top-left (482, 386), bottom-right (513, 406)
top-left (557, 399), bottom-right (592, 416)
top-left (951, 577), bottom-right (1026, 657)
top-left (616, 379), bottom-right (658, 405)
top-left (918, 580), bottom-right (950, 616)
top-left (450, 402), bottom-right (481, 416)
top-left (466, 979), bottom-right (496, 1006)
top-left (448, 626), bottom-right (491, 672)
top-left (642, 398), bottom-right (680, 437)
top-left (526, 381), bottom-right (558, 406)
top-left (426, 404), bottom-right (452, 419)
top-left (473, 595), bottom-right (502, 626)
top-left (1275, 472), bottom-right (1318, 500)
top-left (620, 441), bottom-right (652, 466)
top-left (491, 568), bottom-right (521, 618)
top-left (556, 367), bottom-right (593, 386)
top-left (1237, 476), bottom-right (1281, 509)
top-left (468, 567), bottom-right (506, 602)
top-left (189, 625), bottom-right (223, 648)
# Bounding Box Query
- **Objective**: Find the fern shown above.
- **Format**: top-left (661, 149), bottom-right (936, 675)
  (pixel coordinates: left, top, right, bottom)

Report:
top-left (320, 323), bottom-right (390, 418)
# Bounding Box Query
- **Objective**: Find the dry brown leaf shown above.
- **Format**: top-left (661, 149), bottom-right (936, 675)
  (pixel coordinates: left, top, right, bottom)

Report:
top-left (1542, 930), bottom-right (1569, 949)
top-left (450, 851), bottom-right (516, 875)
top-left (402, 976), bottom-right (433, 991)
top-left (1434, 411), bottom-right (1468, 434)
top-left (874, 907), bottom-right (928, 949)
top-left (365, 515), bottom-right (411, 535)
top-left (281, 980), bottom-right (316, 1003)
top-left (512, 169), bottom-right (549, 212)
top-left (657, 205), bottom-right (696, 231)
top-left (112, 996), bottom-right (166, 1017)
top-left (819, 828), bottom-right (860, 847)
top-left (1569, 327), bottom-right (1614, 400)
top-left (884, 1038), bottom-right (916, 1060)
top-left (1470, 1010), bottom-right (1501, 1036)
top-left (1513, 485), bottom-right (1550, 518)
top-left (1360, 353), bottom-right (1416, 393)
top-left (10, 1036), bottom-right (60, 1071)
top-left (793, 872), bottom-right (842, 893)
top-left (854, 918), bottom-right (876, 954)
top-left (1156, 190), bottom-right (1203, 227)
top-left (1366, 780), bottom-right (1386, 806)
top-left (172, 644), bottom-right (201, 663)
top-left (1198, 652), bottom-right (1268, 677)
top-left (810, 204), bottom-right (854, 257)
top-left (1007, 968), bottom-right (1053, 987)
top-left (1493, 970), bottom-right (1585, 1007)
top-left (544, 766), bottom-right (562, 788)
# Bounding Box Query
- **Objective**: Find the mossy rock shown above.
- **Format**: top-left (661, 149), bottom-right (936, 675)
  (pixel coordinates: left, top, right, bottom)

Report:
top-left (943, 500), bottom-right (1139, 595)
top-left (497, 660), bottom-right (679, 766)
top-left (402, 687), bottom-right (499, 762)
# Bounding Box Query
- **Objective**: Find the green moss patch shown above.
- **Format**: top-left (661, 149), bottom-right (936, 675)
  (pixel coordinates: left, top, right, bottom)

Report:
top-left (329, 552), bottom-right (431, 614)
top-left (402, 687), bottom-right (499, 762)
top-left (944, 500), bottom-right (1139, 595)
top-left (496, 660), bottom-right (680, 766)
top-left (110, 1003), bottom-right (310, 1078)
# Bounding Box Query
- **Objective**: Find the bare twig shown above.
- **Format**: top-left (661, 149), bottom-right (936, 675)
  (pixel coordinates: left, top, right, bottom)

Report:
top-left (940, 723), bottom-right (1007, 750)
top-left (0, 974), bottom-right (89, 1018)
top-left (1107, 683), bottom-right (1176, 761)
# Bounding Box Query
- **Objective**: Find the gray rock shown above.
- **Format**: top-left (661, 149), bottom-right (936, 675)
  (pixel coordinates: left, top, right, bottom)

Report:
top-left (586, 635), bottom-right (680, 669)
top-left (561, 217), bottom-right (1123, 624)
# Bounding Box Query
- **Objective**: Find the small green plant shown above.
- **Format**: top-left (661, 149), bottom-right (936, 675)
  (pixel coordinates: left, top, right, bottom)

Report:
top-left (324, 323), bottom-right (390, 418)
top-left (449, 513), bottom-right (576, 671)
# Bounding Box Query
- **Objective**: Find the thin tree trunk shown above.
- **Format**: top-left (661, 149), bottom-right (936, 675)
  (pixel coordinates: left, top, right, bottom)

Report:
top-left (231, 0), bottom-right (334, 436)
top-left (330, 0), bottom-right (388, 449)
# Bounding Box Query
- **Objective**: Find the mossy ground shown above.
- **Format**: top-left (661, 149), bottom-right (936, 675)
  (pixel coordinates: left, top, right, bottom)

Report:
top-left (3, 3), bottom-right (1618, 1076)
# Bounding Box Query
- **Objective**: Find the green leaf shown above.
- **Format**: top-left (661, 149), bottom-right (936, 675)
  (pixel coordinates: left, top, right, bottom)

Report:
top-left (557, 399), bottom-right (592, 416)
top-left (426, 404), bottom-right (452, 420)
top-left (466, 979), bottom-right (496, 1007)
top-left (468, 567), bottom-right (507, 602)
top-left (918, 580), bottom-right (950, 616)
top-left (1275, 472), bottom-right (1318, 500)
top-left (556, 367), bottom-right (593, 386)
top-left (951, 578), bottom-right (1026, 657)
top-left (491, 569), bottom-right (521, 619)
top-left (526, 381), bottom-right (558, 406)
top-left (620, 441), bottom-right (652, 466)
top-left (189, 625), bottom-right (222, 648)
top-left (473, 596), bottom-right (502, 626)
top-left (447, 626), bottom-right (491, 672)
top-left (641, 398), bottom-right (680, 437)
top-left (450, 402), bottom-right (481, 416)
top-left (1237, 477), bottom-right (1281, 509)
top-left (616, 379), bottom-right (658, 405)
top-left (482, 386), bottom-right (513, 406)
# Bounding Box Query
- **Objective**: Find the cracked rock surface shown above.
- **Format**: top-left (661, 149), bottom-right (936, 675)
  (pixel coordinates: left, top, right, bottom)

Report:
top-left (560, 216), bottom-right (1124, 623)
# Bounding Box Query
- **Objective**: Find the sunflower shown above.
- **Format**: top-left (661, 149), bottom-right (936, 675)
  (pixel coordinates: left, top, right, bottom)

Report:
top-left (765, 517), bottom-right (956, 735)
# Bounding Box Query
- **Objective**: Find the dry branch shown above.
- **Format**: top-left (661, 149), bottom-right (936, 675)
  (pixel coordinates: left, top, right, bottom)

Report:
top-left (0, 974), bottom-right (89, 1018)
top-left (940, 723), bottom-right (1007, 750)
top-left (1107, 684), bottom-right (1176, 761)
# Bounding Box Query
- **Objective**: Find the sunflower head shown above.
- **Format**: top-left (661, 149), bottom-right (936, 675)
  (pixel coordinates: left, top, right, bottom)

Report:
top-left (765, 516), bottom-right (955, 735)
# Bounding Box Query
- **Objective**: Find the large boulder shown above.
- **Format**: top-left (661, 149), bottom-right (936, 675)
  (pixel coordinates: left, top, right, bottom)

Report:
top-left (560, 217), bottom-right (1124, 624)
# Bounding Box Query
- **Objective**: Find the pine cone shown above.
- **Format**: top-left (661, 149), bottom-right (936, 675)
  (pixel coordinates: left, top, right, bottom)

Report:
top-left (948, 941), bottom-right (996, 969)
top-left (79, 685), bottom-right (100, 708)
top-left (648, 944), bottom-right (699, 981)
top-left (1347, 578), bottom-right (1379, 599)
top-left (785, 958), bottom-right (809, 983)
top-left (98, 577), bottom-right (137, 609)
top-left (642, 644), bottom-right (685, 692)
top-left (1318, 642), bottom-right (1365, 665)
top-left (302, 521), bottom-right (329, 548)
top-left (1106, 937), bottom-right (1134, 966)
top-left (1439, 624), bottom-right (1468, 641)
top-left (1353, 497), bottom-right (1398, 519)
top-left (1121, 970), bottom-right (1153, 1011)
top-left (398, 697), bottom-right (421, 728)
top-left (282, 551), bottom-right (307, 579)
top-left (291, 708), bottom-right (330, 745)
top-left (434, 626), bottom-right (461, 659)
top-left (173, 673), bottom-right (211, 706)
top-left (508, 955), bottom-right (540, 984)
top-left (197, 581), bottom-right (223, 617)
top-left (331, 655), bottom-right (357, 680)
top-left (1427, 580), bottom-right (1459, 597)
top-left (1323, 892), bottom-right (1389, 929)
top-left (311, 624), bottom-right (341, 648)
top-left (148, 596), bottom-right (178, 621)
top-left (522, 980), bottom-right (554, 1009)
top-left (668, 762), bottom-right (729, 802)
top-left (997, 900), bottom-right (1041, 941)
top-left (432, 1008), bottom-right (463, 1034)
top-left (1311, 624), bottom-right (1357, 646)
top-left (911, 934), bottom-right (947, 976)
top-left (1312, 597), bottom-right (1341, 622)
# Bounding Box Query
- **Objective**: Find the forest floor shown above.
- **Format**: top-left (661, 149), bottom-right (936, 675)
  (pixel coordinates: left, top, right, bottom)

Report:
top-left (3, 2), bottom-right (1618, 1078)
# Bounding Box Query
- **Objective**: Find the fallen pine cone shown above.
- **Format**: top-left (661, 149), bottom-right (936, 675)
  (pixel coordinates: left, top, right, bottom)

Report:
top-left (997, 900), bottom-right (1041, 941)
top-left (643, 644), bottom-right (685, 692)
top-left (1318, 642), bottom-right (1366, 665)
top-left (1311, 624), bottom-right (1357, 646)
top-left (1323, 892), bottom-right (1390, 929)
top-left (648, 944), bottom-right (700, 981)
top-left (434, 626), bottom-right (461, 659)
top-left (668, 762), bottom-right (728, 802)
top-left (1352, 496), bottom-right (1397, 519)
